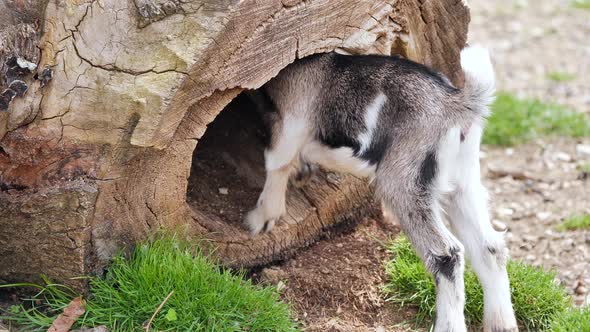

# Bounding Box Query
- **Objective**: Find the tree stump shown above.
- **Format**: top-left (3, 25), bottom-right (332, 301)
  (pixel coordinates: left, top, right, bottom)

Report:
top-left (0, 0), bottom-right (470, 287)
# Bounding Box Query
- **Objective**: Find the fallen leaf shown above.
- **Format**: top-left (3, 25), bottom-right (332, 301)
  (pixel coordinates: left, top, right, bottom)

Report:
top-left (47, 297), bottom-right (86, 332)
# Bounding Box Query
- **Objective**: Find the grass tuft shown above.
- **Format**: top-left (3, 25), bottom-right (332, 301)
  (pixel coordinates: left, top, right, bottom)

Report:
top-left (384, 236), bottom-right (572, 331)
top-left (550, 306), bottom-right (590, 331)
top-left (483, 92), bottom-right (590, 146)
top-left (546, 71), bottom-right (576, 82)
top-left (556, 214), bottom-right (590, 231)
top-left (1, 236), bottom-right (297, 332)
top-left (571, 0), bottom-right (590, 10)
top-left (578, 163), bottom-right (590, 173)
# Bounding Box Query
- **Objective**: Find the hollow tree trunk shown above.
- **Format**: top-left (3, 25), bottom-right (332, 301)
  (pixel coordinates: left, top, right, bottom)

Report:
top-left (0, 0), bottom-right (470, 288)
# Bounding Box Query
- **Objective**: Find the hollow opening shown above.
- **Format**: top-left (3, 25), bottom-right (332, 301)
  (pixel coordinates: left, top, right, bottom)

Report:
top-left (186, 92), bottom-right (268, 230)
top-left (184, 82), bottom-right (374, 267)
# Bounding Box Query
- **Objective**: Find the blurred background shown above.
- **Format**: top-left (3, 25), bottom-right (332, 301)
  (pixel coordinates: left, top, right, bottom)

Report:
top-left (469, 0), bottom-right (590, 307)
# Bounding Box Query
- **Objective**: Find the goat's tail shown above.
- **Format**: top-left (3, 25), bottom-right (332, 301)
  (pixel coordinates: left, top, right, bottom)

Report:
top-left (460, 45), bottom-right (495, 117)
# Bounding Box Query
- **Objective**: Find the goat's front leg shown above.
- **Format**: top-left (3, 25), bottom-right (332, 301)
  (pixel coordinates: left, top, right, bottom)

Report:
top-left (245, 164), bottom-right (293, 234)
top-left (245, 115), bottom-right (309, 235)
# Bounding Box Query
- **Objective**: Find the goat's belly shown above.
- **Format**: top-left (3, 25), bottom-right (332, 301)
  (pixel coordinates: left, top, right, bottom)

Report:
top-left (301, 141), bottom-right (376, 179)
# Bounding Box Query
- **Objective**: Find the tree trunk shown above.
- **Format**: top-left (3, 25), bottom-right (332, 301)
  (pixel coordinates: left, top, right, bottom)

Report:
top-left (0, 0), bottom-right (469, 288)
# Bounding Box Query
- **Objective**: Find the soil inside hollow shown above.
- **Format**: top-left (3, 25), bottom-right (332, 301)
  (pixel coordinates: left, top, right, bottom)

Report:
top-left (186, 92), bottom-right (268, 227)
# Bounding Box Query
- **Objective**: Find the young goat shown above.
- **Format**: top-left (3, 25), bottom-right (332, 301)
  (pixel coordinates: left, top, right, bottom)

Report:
top-left (245, 46), bottom-right (518, 332)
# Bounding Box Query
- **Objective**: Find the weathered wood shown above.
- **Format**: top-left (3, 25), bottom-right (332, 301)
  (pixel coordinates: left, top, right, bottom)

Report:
top-left (0, 0), bottom-right (469, 287)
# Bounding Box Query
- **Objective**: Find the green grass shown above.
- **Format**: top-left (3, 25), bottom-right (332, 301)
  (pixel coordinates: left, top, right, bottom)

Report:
top-left (547, 71), bottom-right (577, 82)
top-left (1, 236), bottom-right (297, 332)
top-left (556, 214), bottom-right (590, 231)
top-left (483, 92), bottom-right (590, 146)
top-left (578, 163), bottom-right (590, 173)
top-left (551, 306), bottom-right (590, 331)
top-left (571, 0), bottom-right (590, 10)
top-left (384, 237), bottom-right (573, 331)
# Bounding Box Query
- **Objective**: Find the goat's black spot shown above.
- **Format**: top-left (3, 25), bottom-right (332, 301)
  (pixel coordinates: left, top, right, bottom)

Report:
top-left (319, 131), bottom-right (361, 152)
top-left (487, 246), bottom-right (497, 255)
top-left (358, 133), bottom-right (390, 166)
top-left (418, 151), bottom-right (437, 189)
top-left (460, 131), bottom-right (466, 142)
top-left (432, 247), bottom-right (461, 281)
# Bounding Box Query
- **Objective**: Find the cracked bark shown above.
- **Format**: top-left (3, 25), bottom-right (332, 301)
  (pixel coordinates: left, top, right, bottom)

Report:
top-left (0, 0), bottom-right (469, 289)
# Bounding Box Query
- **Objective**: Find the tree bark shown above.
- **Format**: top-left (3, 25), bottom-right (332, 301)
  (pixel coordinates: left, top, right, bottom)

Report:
top-left (0, 0), bottom-right (469, 288)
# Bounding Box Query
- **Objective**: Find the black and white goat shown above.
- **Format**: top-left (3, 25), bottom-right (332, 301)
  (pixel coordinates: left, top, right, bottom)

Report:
top-left (245, 46), bottom-right (518, 332)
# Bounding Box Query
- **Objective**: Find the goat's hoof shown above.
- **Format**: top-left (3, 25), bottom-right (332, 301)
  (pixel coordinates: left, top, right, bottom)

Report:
top-left (485, 311), bottom-right (518, 332)
top-left (291, 163), bottom-right (316, 188)
top-left (485, 323), bottom-right (518, 332)
top-left (245, 209), bottom-right (278, 236)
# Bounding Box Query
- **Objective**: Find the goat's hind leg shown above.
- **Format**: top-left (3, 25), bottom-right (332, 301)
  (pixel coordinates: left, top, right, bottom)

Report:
top-left (379, 182), bottom-right (467, 332)
top-left (444, 125), bottom-right (517, 332)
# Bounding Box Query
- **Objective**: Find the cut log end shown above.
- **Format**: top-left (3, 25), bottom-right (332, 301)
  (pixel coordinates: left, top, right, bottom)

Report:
top-left (0, 0), bottom-right (470, 288)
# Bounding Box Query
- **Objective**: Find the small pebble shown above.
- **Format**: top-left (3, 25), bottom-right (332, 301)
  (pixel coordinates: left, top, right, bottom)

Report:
top-left (574, 282), bottom-right (588, 295)
top-left (492, 219), bottom-right (508, 232)
top-left (218, 187), bottom-right (229, 195)
top-left (562, 238), bottom-right (575, 248)
top-left (555, 152), bottom-right (571, 162)
top-left (576, 144), bottom-right (590, 156)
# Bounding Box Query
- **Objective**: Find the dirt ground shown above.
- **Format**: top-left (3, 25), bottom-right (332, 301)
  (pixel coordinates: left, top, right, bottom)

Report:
top-left (255, 218), bottom-right (421, 332)
top-left (483, 138), bottom-right (590, 306)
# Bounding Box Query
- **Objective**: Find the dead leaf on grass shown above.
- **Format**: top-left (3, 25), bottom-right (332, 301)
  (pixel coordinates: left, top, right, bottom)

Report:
top-left (47, 297), bottom-right (86, 332)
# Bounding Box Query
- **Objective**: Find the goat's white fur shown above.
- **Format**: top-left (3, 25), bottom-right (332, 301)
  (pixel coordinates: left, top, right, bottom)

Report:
top-left (358, 93), bottom-right (387, 154)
